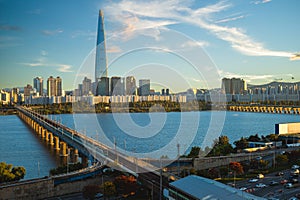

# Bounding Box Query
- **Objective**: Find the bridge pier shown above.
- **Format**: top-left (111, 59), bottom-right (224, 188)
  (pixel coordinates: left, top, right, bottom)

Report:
top-left (41, 129), bottom-right (46, 139)
top-left (80, 154), bottom-right (89, 168)
top-left (60, 141), bottom-right (68, 157)
top-left (54, 136), bottom-right (60, 150)
top-left (48, 132), bottom-right (54, 145)
top-left (70, 148), bottom-right (79, 164)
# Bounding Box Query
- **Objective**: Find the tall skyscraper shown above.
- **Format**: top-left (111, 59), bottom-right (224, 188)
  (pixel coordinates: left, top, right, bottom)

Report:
top-left (95, 10), bottom-right (108, 81)
top-left (33, 77), bottom-right (43, 96)
top-left (139, 79), bottom-right (150, 96)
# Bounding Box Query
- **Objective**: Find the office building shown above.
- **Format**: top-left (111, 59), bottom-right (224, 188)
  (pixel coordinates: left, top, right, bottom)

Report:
top-left (33, 77), bottom-right (43, 96)
top-left (96, 77), bottom-right (109, 96)
top-left (138, 79), bottom-right (150, 96)
top-left (126, 76), bottom-right (136, 95)
top-left (95, 10), bottom-right (108, 80)
top-left (111, 76), bottom-right (125, 96)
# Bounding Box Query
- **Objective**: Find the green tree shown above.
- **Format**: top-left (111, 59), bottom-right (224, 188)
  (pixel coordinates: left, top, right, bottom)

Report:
top-left (101, 181), bottom-right (116, 198)
top-left (0, 162), bottom-right (26, 183)
top-left (234, 137), bottom-right (248, 151)
top-left (276, 154), bottom-right (289, 166)
top-left (187, 147), bottom-right (200, 158)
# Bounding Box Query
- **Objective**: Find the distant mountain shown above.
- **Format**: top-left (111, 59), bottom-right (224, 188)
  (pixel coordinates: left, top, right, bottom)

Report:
top-left (247, 81), bottom-right (300, 88)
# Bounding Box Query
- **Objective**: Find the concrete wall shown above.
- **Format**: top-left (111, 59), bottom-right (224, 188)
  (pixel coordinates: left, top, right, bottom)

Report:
top-left (0, 174), bottom-right (102, 200)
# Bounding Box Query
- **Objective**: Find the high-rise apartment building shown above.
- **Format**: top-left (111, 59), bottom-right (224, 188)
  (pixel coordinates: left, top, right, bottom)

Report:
top-left (24, 84), bottom-right (33, 97)
top-left (95, 10), bottom-right (108, 80)
top-left (82, 77), bottom-right (92, 96)
top-left (47, 76), bottom-right (62, 96)
top-left (139, 79), bottom-right (150, 96)
top-left (33, 77), bottom-right (43, 96)
top-left (221, 78), bottom-right (247, 94)
top-left (56, 76), bottom-right (62, 96)
top-left (126, 76), bottom-right (136, 95)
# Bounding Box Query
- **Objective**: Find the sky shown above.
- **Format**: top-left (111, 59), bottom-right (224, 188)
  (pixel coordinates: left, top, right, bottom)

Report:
top-left (0, 0), bottom-right (300, 92)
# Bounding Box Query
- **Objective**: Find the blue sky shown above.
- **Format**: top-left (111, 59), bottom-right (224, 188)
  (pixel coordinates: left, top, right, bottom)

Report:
top-left (0, 0), bottom-right (299, 92)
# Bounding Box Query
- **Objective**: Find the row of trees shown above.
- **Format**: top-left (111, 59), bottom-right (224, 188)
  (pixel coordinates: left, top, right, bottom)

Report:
top-left (183, 133), bottom-right (281, 159)
top-left (0, 162), bottom-right (26, 183)
top-left (28, 100), bottom-right (213, 114)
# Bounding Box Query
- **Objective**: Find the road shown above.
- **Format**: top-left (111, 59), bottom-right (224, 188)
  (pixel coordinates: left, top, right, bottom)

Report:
top-left (235, 169), bottom-right (300, 199)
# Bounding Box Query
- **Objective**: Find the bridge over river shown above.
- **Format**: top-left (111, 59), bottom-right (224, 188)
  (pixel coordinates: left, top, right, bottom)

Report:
top-left (15, 106), bottom-right (169, 199)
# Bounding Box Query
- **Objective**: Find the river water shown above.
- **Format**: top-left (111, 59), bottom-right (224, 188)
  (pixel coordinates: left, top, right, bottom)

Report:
top-left (0, 111), bottom-right (299, 179)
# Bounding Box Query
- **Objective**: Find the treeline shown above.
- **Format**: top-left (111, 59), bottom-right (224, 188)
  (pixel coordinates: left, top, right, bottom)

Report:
top-left (183, 133), bottom-right (281, 158)
top-left (28, 101), bottom-right (212, 114)
top-left (49, 162), bottom-right (84, 176)
top-left (0, 162), bottom-right (26, 183)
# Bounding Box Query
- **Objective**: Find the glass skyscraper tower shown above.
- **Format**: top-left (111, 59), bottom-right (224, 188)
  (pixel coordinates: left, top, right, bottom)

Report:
top-left (95, 10), bottom-right (108, 80)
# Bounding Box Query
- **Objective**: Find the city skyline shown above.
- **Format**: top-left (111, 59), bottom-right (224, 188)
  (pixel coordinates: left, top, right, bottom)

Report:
top-left (0, 0), bottom-right (300, 91)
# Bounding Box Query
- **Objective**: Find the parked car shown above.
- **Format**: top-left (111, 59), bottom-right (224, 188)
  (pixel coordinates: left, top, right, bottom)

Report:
top-left (239, 187), bottom-right (247, 191)
top-left (280, 179), bottom-right (288, 184)
top-left (256, 183), bottom-right (267, 188)
top-left (276, 171), bottom-right (284, 176)
top-left (292, 165), bottom-right (300, 170)
top-left (249, 178), bottom-right (259, 183)
top-left (284, 183), bottom-right (293, 189)
top-left (257, 174), bottom-right (264, 179)
top-left (269, 181), bottom-right (279, 186)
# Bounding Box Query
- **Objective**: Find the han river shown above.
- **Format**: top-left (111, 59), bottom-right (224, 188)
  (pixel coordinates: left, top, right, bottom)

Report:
top-left (0, 111), bottom-right (299, 179)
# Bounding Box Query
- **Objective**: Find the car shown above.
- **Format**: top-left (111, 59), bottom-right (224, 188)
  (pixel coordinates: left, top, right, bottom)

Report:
top-left (276, 171), bottom-right (284, 176)
top-left (256, 156), bottom-right (262, 160)
top-left (239, 187), bottom-right (247, 191)
top-left (249, 178), bottom-right (259, 183)
top-left (280, 179), bottom-right (288, 184)
top-left (291, 169), bottom-right (300, 175)
top-left (288, 197), bottom-right (298, 200)
top-left (290, 178), bottom-right (299, 183)
top-left (284, 183), bottom-right (293, 188)
top-left (269, 181), bottom-right (279, 186)
top-left (292, 165), bottom-right (300, 170)
top-left (257, 174), bottom-right (264, 179)
top-left (256, 183), bottom-right (267, 188)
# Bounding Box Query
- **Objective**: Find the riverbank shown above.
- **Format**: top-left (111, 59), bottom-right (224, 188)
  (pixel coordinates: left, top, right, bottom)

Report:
top-left (27, 101), bottom-right (216, 114)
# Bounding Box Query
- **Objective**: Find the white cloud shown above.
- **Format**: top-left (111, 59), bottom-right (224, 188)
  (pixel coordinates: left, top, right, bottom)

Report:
top-left (41, 29), bottom-right (63, 36)
top-left (57, 64), bottom-right (73, 72)
top-left (107, 45), bottom-right (122, 53)
top-left (181, 40), bottom-right (210, 48)
top-left (253, 0), bottom-right (272, 5)
top-left (104, 0), bottom-right (298, 60)
top-left (215, 15), bottom-right (245, 23)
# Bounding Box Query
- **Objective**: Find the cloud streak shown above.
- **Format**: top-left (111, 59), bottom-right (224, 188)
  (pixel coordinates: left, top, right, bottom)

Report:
top-left (41, 29), bottom-right (63, 36)
top-left (104, 0), bottom-right (298, 60)
top-left (0, 25), bottom-right (22, 31)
